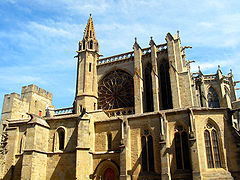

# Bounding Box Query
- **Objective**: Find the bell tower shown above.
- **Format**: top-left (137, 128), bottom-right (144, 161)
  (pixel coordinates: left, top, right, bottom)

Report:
top-left (74, 14), bottom-right (99, 113)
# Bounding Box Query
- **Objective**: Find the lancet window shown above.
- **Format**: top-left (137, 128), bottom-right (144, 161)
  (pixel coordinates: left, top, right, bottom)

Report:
top-left (207, 87), bottom-right (220, 108)
top-left (141, 129), bottom-right (154, 173)
top-left (174, 126), bottom-right (190, 170)
top-left (89, 40), bottom-right (93, 49)
top-left (144, 63), bottom-right (154, 112)
top-left (204, 122), bottom-right (222, 168)
top-left (159, 61), bottom-right (173, 110)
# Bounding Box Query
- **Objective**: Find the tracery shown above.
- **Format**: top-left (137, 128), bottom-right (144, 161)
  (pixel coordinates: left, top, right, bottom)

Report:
top-left (98, 70), bottom-right (134, 110)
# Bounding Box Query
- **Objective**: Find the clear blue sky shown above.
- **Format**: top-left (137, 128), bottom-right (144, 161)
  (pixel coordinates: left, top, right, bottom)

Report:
top-left (1, 0), bottom-right (240, 117)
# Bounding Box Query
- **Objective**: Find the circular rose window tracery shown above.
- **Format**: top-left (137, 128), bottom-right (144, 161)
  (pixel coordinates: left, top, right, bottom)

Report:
top-left (98, 70), bottom-right (134, 110)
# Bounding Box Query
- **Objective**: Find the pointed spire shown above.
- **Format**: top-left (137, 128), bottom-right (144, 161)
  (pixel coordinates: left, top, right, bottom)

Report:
top-left (83, 14), bottom-right (96, 40)
top-left (149, 36), bottom-right (156, 47)
top-left (133, 37), bottom-right (141, 50)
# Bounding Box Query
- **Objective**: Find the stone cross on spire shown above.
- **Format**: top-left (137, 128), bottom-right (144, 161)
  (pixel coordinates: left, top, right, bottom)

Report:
top-left (83, 14), bottom-right (96, 40)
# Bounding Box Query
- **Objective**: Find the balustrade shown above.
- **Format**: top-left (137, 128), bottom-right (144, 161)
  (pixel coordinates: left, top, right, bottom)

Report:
top-left (98, 51), bottom-right (134, 65)
top-left (54, 107), bottom-right (73, 116)
top-left (156, 43), bottom-right (167, 51)
top-left (104, 107), bottom-right (135, 117)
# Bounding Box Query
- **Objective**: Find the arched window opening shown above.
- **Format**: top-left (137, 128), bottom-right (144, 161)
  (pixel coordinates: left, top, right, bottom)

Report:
top-left (141, 130), bottom-right (155, 173)
top-left (159, 62), bottom-right (173, 110)
top-left (144, 63), bottom-right (154, 112)
top-left (204, 123), bottom-right (222, 168)
top-left (175, 132), bottom-right (183, 169)
top-left (174, 127), bottom-right (191, 170)
top-left (107, 133), bottom-right (112, 150)
top-left (58, 128), bottom-right (65, 151)
top-left (79, 42), bottom-right (82, 51)
top-left (208, 87), bottom-right (220, 108)
top-left (89, 63), bottom-right (92, 72)
top-left (98, 70), bottom-right (134, 110)
top-left (182, 131), bottom-right (190, 169)
top-left (89, 40), bottom-right (93, 49)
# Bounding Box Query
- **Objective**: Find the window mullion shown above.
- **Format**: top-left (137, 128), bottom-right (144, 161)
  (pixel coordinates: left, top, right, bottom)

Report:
top-left (210, 130), bottom-right (216, 168)
top-left (180, 132), bottom-right (185, 169)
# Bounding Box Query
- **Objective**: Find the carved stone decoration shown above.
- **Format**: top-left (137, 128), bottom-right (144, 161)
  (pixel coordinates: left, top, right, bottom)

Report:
top-left (98, 70), bottom-right (134, 110)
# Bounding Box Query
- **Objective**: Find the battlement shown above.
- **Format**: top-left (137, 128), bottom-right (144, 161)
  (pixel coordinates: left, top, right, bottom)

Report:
top-left (21, 84), bottom-right (53, 100)
top-left (4, 93), bottom-right (21, 100)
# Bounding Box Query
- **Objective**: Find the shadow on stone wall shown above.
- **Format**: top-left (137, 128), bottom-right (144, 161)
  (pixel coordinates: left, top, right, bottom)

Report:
top-left (2, 155), bottom-right (22, 180)
top-left (224, 110), bottom-right (240, 179)
top-left (129, 146), bottom-right (161, 180)
top-left (49, 127), bottom-right (77, 180)
top-left (169, 135), bottom-right (192, 180)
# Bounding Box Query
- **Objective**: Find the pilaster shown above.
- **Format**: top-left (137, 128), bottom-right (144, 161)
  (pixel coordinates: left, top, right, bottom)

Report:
top-left (120, 120), bottom-right (131, 180)
top-left (76, 114), bottom-right (92, 180)
top-left (188, 110), bottom-right (202, 180)
top-left (133, 38), bottom-right (144, 114)
top-left (160, 114), bottom-right (171, 180)
top-left (21, 114), bottom-right (49, 180)
top-left (150, 37), bottom-right (160, 112)
top-left (165, 33), bottom-right (181, 109)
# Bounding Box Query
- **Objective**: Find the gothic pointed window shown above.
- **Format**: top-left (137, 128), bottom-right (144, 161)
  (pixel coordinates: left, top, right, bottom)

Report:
top-left (89, 40), bottom-right (93, 49)
top-left (144, 63), bottom-right (154, 112)
top-left (159, 61), bottom-right (173, 110)
top-left (141, 130), bottom-right (155, 173)
top-left (174, 126), bottom-right (191, 170)
top-left (98, 70), bottom-right (134, 110)
top-left (208, 87), bottom-right (220, 108)
top-left (204, 123), bottom-right (222, 168)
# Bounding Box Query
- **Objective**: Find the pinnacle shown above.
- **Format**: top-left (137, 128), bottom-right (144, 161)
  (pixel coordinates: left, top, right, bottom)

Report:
top-left (83, 14), bottom-right (96, 40)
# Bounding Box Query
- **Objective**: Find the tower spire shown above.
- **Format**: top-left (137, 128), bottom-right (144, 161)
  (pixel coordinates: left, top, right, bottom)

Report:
top-left (74, 15), bottom-right (99, 113)
top-left (78, 14), bottom-right (98, 52)
top-left (83, 14), bottom-right (96, 41)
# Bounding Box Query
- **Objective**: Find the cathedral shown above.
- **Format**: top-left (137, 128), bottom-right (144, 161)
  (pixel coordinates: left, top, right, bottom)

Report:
top-left (1, 15), bottom-right (240, 180)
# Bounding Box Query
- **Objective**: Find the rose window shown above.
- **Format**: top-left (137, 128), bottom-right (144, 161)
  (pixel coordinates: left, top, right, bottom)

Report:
top-left (98, 70), bottom-right (134, 110)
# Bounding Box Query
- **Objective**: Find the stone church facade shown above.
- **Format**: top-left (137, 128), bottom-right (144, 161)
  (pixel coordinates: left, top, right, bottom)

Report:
top-left (1, 15), bottom-right (240, 180)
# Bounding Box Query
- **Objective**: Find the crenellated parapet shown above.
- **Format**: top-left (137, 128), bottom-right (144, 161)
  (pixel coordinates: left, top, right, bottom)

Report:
top-left (1, 84), bottom-right (53, 121)
top-left (21, 84), bottom-right (53, 100)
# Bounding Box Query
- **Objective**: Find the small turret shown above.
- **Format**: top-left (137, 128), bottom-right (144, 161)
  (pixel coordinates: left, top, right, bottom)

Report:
top-left (74, 15), bottom-right (99, 113)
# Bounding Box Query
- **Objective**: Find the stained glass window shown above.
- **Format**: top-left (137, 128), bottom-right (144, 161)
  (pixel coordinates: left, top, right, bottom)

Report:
top-left (141, 132), bottom-right (155, 172)
top-left (98, 70), bottom-right (134, 110)
top-left (175, 130), bottom-right (191, 170)
top-left (204, 123), bottom-right (222, 168)
top-left (208, 87), bottom-right (220, 108)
